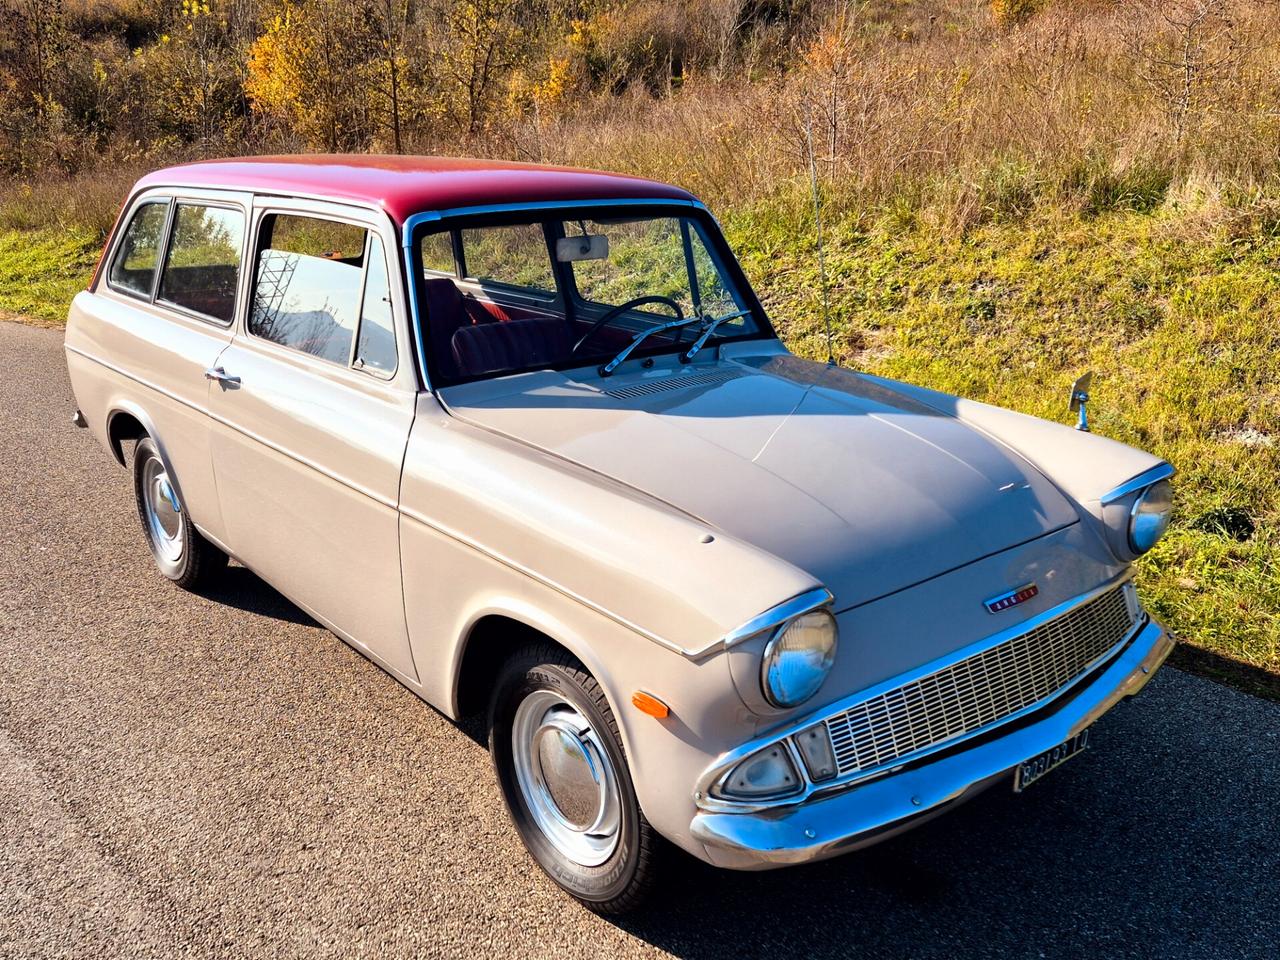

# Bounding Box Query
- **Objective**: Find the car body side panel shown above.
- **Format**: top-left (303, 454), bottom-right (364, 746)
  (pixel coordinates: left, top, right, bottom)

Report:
top-left (64, 288), bottom-right (233, 544)
top-left (207, 334), bottom-right (418, 679)
top-left (397, 502), bottom-right (760, 861)
top-left (397, 396), bottom-right (822, 660)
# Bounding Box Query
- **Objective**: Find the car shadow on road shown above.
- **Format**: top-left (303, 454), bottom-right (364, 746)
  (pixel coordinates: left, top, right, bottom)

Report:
top-left (199, 565), bottom-right (318, 628)
top-left (606, 670), bottom-right (1277, 959)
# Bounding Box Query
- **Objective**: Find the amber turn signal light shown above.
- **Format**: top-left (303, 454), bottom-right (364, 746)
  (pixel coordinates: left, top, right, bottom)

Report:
top-left (631, 691), bottom-right (670, 719)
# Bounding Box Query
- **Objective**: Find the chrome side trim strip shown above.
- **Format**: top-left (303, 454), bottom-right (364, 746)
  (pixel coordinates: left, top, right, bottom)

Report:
top-left (721, 587), bottom-right (834, 650)
top-left (65, 344), bottom-right (398, 510)
top-left (1100, 462), bottom-right (1175, 505)
top-left (66, 343), bottom-right (209, 416)
top-left (694, 570), bottom-right (1138, 812)
top-left (397, 505), bottom-right (686, 656)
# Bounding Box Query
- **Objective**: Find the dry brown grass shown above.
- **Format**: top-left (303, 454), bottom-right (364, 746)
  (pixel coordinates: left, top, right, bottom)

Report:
top-left (5, 1), bottom-right (1280, 235)
top-left (513, 0), bottom-right (1280, 229)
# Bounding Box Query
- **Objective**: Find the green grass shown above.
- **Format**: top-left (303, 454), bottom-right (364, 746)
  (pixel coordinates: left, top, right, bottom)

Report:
top-left (0, 229), bottom-right (100, 326)
top-left (728, 191), bottom-right (1280, 684)
top-left (4, 190), bottom-right (1278, 692)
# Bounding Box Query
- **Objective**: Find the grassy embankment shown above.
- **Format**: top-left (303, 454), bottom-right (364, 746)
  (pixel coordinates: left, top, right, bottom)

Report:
top-left (0, 229), bottom-right (100, 326)
top-left (3, 173), bottom-right (1276, 697)
top-left (731, 184), bottom-right (1280, 696)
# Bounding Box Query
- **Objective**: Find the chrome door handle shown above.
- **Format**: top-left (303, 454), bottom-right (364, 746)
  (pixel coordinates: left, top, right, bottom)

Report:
top-left (204, 366), bottom-right (241, 385)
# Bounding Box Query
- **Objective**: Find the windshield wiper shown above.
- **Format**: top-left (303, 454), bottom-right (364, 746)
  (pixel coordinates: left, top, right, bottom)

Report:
top-left (680, 308), bottom-right (754, 363)
top-left (599, 316), bottom-right (700, 377)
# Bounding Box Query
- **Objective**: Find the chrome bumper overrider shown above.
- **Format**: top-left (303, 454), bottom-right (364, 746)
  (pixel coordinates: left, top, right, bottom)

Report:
top-left (691, 615), bottom-right (1173, 870)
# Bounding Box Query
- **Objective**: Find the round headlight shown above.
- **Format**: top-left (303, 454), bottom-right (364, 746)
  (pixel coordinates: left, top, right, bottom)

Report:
top-left (761, 609), bottom-right (838, 708)
top-left (1129, 479), bottom-right (1173, 554)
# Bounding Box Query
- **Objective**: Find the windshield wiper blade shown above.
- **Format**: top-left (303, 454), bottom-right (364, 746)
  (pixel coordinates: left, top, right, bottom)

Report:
top-left (681, 308), bottom-right (754, 363)
top-left (599, 316), bottom-right (700, 377)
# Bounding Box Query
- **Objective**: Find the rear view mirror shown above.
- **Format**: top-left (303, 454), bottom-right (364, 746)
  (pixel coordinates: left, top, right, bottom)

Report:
top-left (556, 234), bottom-right (609, 262)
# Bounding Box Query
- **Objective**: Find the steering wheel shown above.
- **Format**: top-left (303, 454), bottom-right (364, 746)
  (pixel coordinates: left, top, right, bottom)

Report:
top-left (572, 295), bottom-right (685, 356)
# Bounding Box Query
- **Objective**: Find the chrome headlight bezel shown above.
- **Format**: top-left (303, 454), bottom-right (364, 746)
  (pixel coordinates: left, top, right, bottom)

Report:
top-left (1100, 464), bottom-right (1175, 562)
top-left (760, 608), bottom-right (839, 709)
top-left (1128, 478), bottom-right (1173, 555)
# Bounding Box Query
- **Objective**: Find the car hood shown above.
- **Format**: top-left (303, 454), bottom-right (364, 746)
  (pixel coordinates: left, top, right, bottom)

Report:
top-left (442, 353), bottom-right (1080, 610)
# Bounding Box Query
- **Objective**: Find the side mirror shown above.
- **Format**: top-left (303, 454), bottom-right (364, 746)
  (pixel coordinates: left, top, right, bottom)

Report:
top-left (1068, 371), bottom-right (1092, 432)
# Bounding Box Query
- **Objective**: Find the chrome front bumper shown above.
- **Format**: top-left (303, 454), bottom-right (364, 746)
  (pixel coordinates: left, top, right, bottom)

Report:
top-left (691, 615), bottom-right (1173, 870)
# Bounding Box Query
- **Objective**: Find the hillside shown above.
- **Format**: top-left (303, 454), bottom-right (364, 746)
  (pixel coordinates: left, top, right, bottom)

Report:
top-left (1, 0), bottom-right (1278, 692)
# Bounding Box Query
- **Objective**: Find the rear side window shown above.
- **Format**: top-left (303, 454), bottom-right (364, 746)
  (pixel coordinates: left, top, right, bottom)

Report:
top-left (108, 201), bottom-right (169, 297)
top-left (156, 203), bottom-right (245, 323)
top-left (249, 213), bottom-right (396, 374)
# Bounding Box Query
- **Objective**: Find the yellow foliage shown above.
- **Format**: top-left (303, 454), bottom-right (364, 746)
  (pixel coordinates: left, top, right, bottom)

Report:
top-left (536, 57), bottom-right (571, 109)
top-left (990, 0), bottom-right (1044, 28)
top-left (244, 5), bottom-right (310, 123)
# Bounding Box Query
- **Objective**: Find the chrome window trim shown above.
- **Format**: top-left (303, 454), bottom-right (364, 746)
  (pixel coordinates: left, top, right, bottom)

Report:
top-left (694, 570), bottom-right (1141, 813)
top-left (104, 196), bottom-right (174, 304)
top-left (1100, 462), bottom-right (1175, 505)
top-left (153, 198), bottom-right (249, 329)
top-left (718, 587), bottom-right (835, 653)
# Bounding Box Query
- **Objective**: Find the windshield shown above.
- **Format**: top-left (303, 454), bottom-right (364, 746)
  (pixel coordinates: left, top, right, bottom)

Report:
top-left (413, 209), bottom-right (766, 384)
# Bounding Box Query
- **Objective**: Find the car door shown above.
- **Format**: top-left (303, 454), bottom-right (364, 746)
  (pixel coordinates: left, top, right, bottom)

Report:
top-left (206, 199), bottom-right (419, 681)
top-left (71, 189), bottom-right (253, 547)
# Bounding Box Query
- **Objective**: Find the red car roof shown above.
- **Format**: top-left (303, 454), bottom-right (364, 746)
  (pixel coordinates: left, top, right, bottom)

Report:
top-left (133, 155), bottom-right (696, 225)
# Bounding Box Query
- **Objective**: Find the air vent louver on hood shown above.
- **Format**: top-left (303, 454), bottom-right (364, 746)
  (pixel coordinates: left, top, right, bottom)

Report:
top-left (602, 368), bottom-right (742, 400)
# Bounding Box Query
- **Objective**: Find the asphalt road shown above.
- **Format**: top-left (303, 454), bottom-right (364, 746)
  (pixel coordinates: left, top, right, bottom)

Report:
top-left (1, 320), bottom-right (1278, 960)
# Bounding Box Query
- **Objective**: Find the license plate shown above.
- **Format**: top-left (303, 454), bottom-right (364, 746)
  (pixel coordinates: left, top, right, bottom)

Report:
top-left (1013, 728), bottom-right (1090, 792)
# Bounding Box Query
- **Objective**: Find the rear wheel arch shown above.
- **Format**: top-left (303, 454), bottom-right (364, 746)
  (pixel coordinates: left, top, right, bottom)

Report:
top-left (106, 408), bottom-right (147, 465)
top-left (103, 404), bottom-right (188, 513)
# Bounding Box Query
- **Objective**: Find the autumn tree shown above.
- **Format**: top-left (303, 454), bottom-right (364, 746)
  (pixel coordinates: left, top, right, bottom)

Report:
top-left (0, 0), bottom-right (71, 169)
top-left (247, 0), bottom-right (412, 151)
top-left (133, 1), bottom-right (248, 147)
top-left (430, 0), bottom-right (525, 138)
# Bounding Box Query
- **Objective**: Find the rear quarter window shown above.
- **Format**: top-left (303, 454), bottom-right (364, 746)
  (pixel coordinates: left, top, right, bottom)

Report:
top-left (107, 201), bottom-right (169, 297)
top-left (156, 203), bottom-right (245, 323)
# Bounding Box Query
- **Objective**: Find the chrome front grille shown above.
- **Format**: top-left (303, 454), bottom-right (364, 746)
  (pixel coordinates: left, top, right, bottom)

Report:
top-left (825, 584), bottom-right (1138, 778)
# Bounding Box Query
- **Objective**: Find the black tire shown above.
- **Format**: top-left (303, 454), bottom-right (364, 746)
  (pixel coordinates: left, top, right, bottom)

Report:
top-left (488, 642), bottom-right (664, 914)
top-left (132, 437), bottom-right (227, 590)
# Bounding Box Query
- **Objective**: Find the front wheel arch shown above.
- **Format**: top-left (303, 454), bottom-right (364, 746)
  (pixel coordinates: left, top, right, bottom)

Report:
top-left (453, 613), bottom-right (619, 723)
top-left (449, 611), bottom-right (633, 763)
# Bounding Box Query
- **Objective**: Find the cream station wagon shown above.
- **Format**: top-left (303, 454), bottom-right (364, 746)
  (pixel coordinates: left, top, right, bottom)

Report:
top-left (65, 156), bottom-right (1176, 914)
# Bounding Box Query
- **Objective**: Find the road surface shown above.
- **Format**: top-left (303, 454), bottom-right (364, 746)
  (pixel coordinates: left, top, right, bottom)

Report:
top-left (1, 321), bottom-right (1277, 959)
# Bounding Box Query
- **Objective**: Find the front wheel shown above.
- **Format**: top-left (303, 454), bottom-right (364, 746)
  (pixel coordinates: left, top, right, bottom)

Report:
top-left (132, 437), bottom-right (226, 590)
top-left (489, 644), bottom-right (663, 914)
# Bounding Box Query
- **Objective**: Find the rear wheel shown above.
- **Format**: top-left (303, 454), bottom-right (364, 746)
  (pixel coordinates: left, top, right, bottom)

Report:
top-left (489, 643), bottom-right (663, 914)
top-left (132, 437), bottom-right (226, 590)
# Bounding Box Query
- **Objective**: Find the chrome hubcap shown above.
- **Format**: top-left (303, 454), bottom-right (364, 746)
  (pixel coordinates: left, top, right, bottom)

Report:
top-left (512, 690), bottom-right (621, 867)
top-left (141, 455), bottom-right (183, 563)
